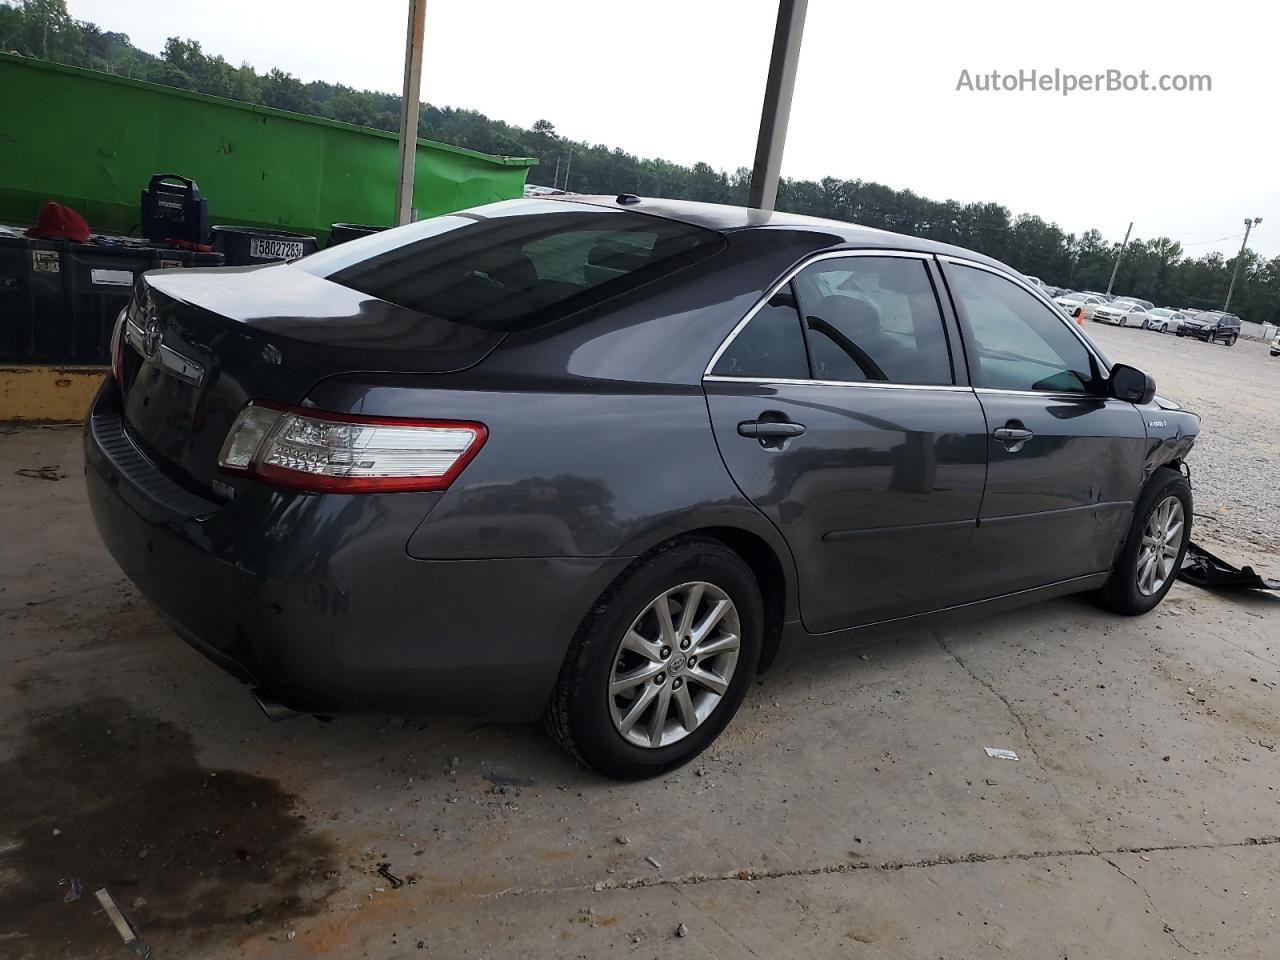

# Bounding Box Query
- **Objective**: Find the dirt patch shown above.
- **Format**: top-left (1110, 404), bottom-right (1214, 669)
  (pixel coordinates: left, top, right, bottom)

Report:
top-left (0, 697), bottom-right (338, 958)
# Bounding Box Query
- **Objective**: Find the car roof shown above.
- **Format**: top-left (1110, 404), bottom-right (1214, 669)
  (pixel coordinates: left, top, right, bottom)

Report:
top-left (546, 195), bottom-right (1013, 271)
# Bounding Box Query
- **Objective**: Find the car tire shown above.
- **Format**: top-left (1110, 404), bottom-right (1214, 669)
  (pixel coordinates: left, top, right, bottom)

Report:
top-left (1227, 334), bottom-right (1238, 346)
top-left (1096, 467), bottom-right (1192, 616)
top-left (1120, 316), bottom-right (1127, 327)
top-left (543, 537), bottom-right (763, 779)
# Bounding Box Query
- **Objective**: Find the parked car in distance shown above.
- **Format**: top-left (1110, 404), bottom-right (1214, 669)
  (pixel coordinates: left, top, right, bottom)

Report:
top-left (84, 195), bottom-right (1201, 778)
top-left (1271, 331), bottom-right (1280, 356)
top-left (1178, 311), bottom-right (1241, 345)
top-left (1093, 299), bottom-right (1150, 326)
top-left (1084, 291), bottom-right (1114, 302)
top-left (1054, 292), bottom-right (1105, 320)
top-left (1144, 308), bottom-right (1188, 333)
top-left (1114, 296), bottom-right (1156, 311)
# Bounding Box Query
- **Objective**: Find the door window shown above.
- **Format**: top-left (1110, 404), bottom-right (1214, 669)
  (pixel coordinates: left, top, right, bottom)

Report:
top-left (947, 265), bottom-right (1098, 393)
top-left (790, 256), bottom-right (954, 385)
top-left (710, 287), bottom-right (810, 379)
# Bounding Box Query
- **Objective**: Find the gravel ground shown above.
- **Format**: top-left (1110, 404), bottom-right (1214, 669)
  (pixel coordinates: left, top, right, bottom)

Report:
top-left (1086, 321), bottom-right (1280, 559)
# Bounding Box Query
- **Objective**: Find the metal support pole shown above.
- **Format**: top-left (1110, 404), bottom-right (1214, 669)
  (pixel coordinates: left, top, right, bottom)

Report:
top-left (1105, 221), bottom-right (1132, 296)
top-left (393, 0), bottom-right (427, 226)
top-left (1224, 218), bottom-right (1260, 312)
top-left (747, 0), bottom-right (807, 211)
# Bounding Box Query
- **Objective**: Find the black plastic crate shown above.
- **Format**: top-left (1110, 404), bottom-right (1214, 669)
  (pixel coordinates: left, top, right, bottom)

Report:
top-left (0, 234), bottom-right (223, 364)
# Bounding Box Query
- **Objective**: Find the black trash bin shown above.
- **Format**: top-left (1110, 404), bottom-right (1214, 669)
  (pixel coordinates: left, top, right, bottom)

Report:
top-left (0, 233), bottom-right (224, 365)
top-left (211, 225), bottom-right (318, 266)
top-left (328, 223), bottom-right (387, 246)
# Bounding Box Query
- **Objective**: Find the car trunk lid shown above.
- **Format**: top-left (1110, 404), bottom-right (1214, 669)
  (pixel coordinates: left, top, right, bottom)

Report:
top-left (119, 263), bottom-right (504, 493)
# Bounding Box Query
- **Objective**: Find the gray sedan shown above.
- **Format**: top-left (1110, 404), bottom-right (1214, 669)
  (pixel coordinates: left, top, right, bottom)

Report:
top-left (85, 196), bottom-right (1200, 778)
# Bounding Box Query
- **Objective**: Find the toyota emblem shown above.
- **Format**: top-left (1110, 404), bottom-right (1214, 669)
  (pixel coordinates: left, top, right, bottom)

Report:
top-left (142, 316), bottom-right (162, 359)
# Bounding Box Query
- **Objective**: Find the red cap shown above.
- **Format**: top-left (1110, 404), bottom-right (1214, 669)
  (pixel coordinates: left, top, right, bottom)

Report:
top-left (25, 202), bottom-right (90, 244)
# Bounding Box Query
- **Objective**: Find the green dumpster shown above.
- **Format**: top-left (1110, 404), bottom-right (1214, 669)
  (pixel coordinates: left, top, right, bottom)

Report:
top-left (0, 53), bottom-right (537, 241)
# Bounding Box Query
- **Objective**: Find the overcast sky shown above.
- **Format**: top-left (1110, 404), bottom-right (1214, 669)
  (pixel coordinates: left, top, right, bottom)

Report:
top-left (67, 0), bottom-right (1279, 260)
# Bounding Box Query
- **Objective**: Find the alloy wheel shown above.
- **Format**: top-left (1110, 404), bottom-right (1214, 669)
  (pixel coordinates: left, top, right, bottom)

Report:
top-left (608, 581), bottom-right (741, 749)
top-left (1136, 496), bottom-right (1185, 597)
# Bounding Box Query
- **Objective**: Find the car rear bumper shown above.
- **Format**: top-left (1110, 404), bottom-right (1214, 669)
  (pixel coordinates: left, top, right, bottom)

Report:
top-left (84, 380), bottom-right (631, 721)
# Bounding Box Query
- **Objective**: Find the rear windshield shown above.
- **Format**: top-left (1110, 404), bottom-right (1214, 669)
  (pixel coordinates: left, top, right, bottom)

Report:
top-left (295, 199), bottom-right (725, 332)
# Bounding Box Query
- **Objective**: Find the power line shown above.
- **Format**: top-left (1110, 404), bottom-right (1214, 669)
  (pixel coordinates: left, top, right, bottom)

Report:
top-left (1172, 233), bottom-right (1244, 247)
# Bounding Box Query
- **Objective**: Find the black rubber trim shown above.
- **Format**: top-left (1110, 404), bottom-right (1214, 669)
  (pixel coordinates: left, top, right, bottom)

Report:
top-left (978, 500), bottom-right (1132, 527)
top-left (90, 411), bottom-right (221, 520)
top-left (823, 518), bottom-right (976, 542)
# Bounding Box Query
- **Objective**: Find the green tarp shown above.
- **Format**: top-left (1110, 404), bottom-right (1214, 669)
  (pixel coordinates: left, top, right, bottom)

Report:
top-left (0, 53), bottom-right (536, 241)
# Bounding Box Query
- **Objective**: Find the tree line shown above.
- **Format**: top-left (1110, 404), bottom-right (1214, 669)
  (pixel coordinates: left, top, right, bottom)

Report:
top-left (2, 0), bottom-right (1275, 324)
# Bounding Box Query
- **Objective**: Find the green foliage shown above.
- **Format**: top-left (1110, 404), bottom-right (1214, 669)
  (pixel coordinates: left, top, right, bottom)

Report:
top-left (2, 0), bottom-right (1275, 324)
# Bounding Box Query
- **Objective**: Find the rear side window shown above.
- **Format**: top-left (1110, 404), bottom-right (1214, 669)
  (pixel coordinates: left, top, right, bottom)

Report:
top-left (792, 256), bottom-right (954, 385)
top-left (948, 265), bottom-right (1096, 393)
top-left (711, 288), bottom-right (809, 379)
top-left (296, 200), bottom-right (724, 332)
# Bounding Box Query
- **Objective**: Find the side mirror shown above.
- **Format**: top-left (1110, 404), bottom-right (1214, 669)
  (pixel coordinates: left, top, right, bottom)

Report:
top-left (1108, 363), bottom-right (1156, 404)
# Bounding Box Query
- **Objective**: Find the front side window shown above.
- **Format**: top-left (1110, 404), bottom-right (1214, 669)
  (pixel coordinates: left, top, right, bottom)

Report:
top-left (947, 265), bottom-right (1097, 393)
top-left (790, 256), bottom-right (954, 385)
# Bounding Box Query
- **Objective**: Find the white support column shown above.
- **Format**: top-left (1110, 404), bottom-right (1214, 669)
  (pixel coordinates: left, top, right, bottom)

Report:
top-left (394, 0), bottom-right (428, 226)
top-left (747, 0), bottom-right (808, 211)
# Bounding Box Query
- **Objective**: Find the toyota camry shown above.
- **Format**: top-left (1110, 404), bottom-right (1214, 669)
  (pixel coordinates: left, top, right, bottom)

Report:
top-left (85, 195), bottom-right (1200, 778)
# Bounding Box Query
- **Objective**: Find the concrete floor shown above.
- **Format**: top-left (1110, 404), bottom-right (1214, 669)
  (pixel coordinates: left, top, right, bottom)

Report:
top-left (2, 326), bottom-right (1278, 958)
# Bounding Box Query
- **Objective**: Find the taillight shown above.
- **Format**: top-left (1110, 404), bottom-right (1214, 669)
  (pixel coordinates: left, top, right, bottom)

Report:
top-left (217, 402), bottom-right (487, 493)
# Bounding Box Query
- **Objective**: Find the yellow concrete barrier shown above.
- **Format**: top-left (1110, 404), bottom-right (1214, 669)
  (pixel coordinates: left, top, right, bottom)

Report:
top-left (0, 366), bottom-right (106, 422)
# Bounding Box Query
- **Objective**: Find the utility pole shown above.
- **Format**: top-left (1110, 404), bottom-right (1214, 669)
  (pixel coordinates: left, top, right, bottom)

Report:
top-left (748, 0), bottom-right (808, 210)
top-left (1105, 221), bottom-right (1133, 296)
top-left (1224, 217), bottom-right (1263, 312)
top-left (393, 0), bottom-right (427, 226)
top-left (563, 145), bottom-right (573, 193)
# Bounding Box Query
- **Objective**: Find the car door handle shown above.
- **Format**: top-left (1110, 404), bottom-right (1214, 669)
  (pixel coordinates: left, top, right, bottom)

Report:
top-left (738, 420), bottom-right (806, 439)
top-left (993, 424), bottom-right (1034, 451)
top-left (993, 426), bottom-right (1033, 442)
